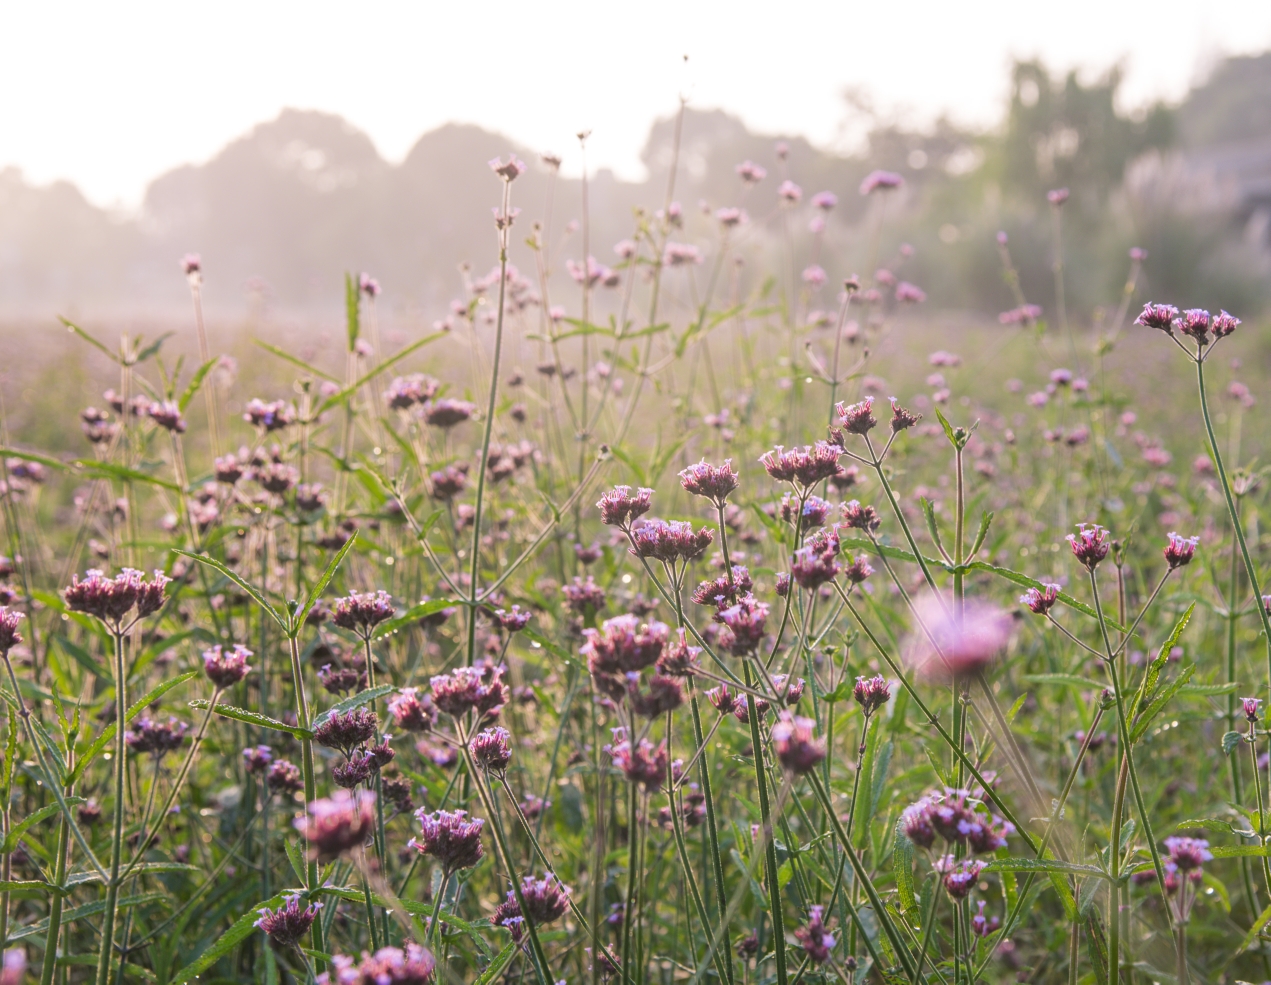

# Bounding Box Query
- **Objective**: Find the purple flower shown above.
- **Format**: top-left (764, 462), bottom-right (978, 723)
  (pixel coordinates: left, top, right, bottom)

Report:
top-left (267, 759), bottom-right (303, 794)
top-left (909, 598), bottom-right (1012, 678)
top-left (678, 459), bottom-right (739, 506)
top-left (64, 568), bottom-right (169, 631)
top-left (630, 674), bottom-right (684, 718)
top-left (1212, 310), bottom-right (1240, 338)
top-left (582, 614), bottom-right (669, 675)
top-left (423, 399), bottom-right (476, 428)
top-left (428, 464), bottom-right (468, 499)
top-left (181, 253), bottom-right (201, 278)
top-left (319, 663), bottom-right (366, 696)
top-left (597, 485), bottom-right (653, 528)
top-left (971, 901), bottom-right (1000, 938)
top-left (859, 170), bottom-right (903, 195)
top-left (410, 808), bottom-right (485, 873)
top-left (202, 644), bottom-right (252, 689)
top-left (332, 751), bottom-right (375, 789)
top-left (628, 519), bottom-right (714, 563)
top-left (1134, 303), bottom-right (1179, 332)
top-left (489, 155), bottom-right (526, 181)
top-left (430, 664), bottom-right (509, 720)
top-left (0, 609), bottom-right (22, 654)
top-left (1244, 697), bottom-right (1262, 722)
top-left (794, 906), bottom-right (835, 964)
top-left (716, 595), bottom-right (769, 655)
top-left (841, 500), bottom-right (882, 533)
top-left (1020, 584), bottom-right (1060, 615)
top-left (494, 605), bottom-right (533, 632)
top-left (936, 856), bottom-right (984, 898)
top-left (1068, 524), bottom-right (1111, 570)
top-left (147, 400), bottom-right (186, 433)
top-left (562, 576), bottom-right (606, 614)
top-left (1047, 187), bottom-right (1069, 206)
top-left (332, 590), bottom-right (395, 637)
top-left (895, 281), bottom-right (926, 304)
top-left (313, 708), bottom-right (378, 754)
top-left (778, 180), bottom-right (802, 203)
top-left (1163, 532), bottom-right (1198, 570)
top-left (469, 726), bottom-right (512, 772)
top-left (1164, 836), bottom-right (1212, 873)
top-left (1179, 308), bottom-right (1211, 344)
top-left (901, 798), bottom-right (936, 847)
top-left (999, 304), bottom-right (1043, 325)
top-left (517, 875), bottom-right (571, 923)
top-left (759, 443), bottom-right (842, 487)
top-left (126, 716), bottom-right (188, 756)
top-left (243, 745), bottom-right (273, 774)
top-left (359, 272), bottom-right (380, 297)
top-left (214, 453), bottom-right (244, 484)
top-left (890, 398), bottom-right (922, 432)
top-left (329, 943), bottom-right (437, 984)
top-left (690, 566), bottom-right (752, 610)
top-left (607, 737), bottom-right (667, 788)
top-left (812, 190), bottom-right (837, 211)
top-left (243, 398), bottom-right (295, 431)
top-left (663, 242), bottom-right (703, 267)
top-left (656, 631), bottom-right (701, 678)
top-left (772, 713), bottom-right (826, 774)
top-left (844, 556), bottom-right (874, 584)
top-left (836, 397), bottom-right (876, 436)
top-left (386, 374), bottom-right (439, 410)
top-left (790, 545), bottom-right (840, 590)
top-left (256, 895), bottom-right (322, 949)
top-left (853, 675), bottom-right (891, 717)
top-left (735, 160), bottom-right (767, 184)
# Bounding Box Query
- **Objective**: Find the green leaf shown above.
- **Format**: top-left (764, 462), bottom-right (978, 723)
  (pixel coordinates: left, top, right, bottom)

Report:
top-left (1223, 731), bottom-right (1244, 756)
top-left (169, 893), bottom-right (288, 984)
top-left (1023, 673), bottom-right (1104, 689)
top-left (919, 498), bottom-right (947, 560)
top-left (0, 448), bottom-right (67, 473)
top-left (969, 510), bottom-right (994, 556)
top-left (178, 357), bottom-right (219, 412)
top-left (1134, 602), bottom-right (1196, 715)
top-left (1130, 664), bottom-right (1196, 743)
top-left (294, 530), bottom-right (359, 633)
top-left (284, 837), bottom-right (307, 886)
top-left (311, 684), bottom-right (395, 729)
top-left (60, 317), bottom-right (119, 363)
top-left (821, 680), bottom-right (853, 703)
top-left (188, 700), bottom-right (314, 740)
top-left (73, 460), bottom-right (181, 492)
top-left (892, 828), bottom-right (918, 921)
top-left (70, 671), bottom-right (200, 783)
top-left (254, 340), bottom-right (340, 383)
top-left (371, 597), bottom-right (460, 639)
top-left (3, 801), bottom-right (82, 853)
top-left (982, 857), bottom-right (1109, 880)
top-left (473, 941), bottom-right (521, 985)
top-left (1236, 900), bottom-right (1271, 953)
top-left (173, 550), bottom-right (286, 629)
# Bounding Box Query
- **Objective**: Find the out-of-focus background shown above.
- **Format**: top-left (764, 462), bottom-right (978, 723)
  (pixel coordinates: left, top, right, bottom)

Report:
top-left (4, 0), bottom-right (1271, 325)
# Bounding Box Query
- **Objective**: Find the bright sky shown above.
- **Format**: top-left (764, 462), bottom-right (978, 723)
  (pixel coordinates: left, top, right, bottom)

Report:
top-left (6, 0), bottom-right (1271, 209)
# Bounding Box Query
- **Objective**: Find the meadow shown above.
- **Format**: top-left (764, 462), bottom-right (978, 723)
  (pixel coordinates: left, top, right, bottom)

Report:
top-left (0, 105), bottom-right (1267, 985)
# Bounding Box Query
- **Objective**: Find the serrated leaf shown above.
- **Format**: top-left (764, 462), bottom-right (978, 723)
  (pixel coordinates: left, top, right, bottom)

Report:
top-left (1130, 664), bottom-right (1196, 743)
top-left (892, 828), bottom-right (917, 921)
top-left (1223, 731), bottom-right (1244, 756)
top-left (60, 317), bottom-right (119, 363)
top-left (254, 340), bottom-right (340, 383)
top-left (169, 892), bottom-right (288, 983)
top-left (311, 684), bottom-right (395, 729)
top-left (178, 357), bottom-right (219, 412)
top-left (3, 801), bottom-right (82, 853)
top-left (371, 597), bottom-right (459, 639)
top-left (188, 700), bottom-right (315, 739)
top-left (70, 671), bottom-right (200, 783)
top-left (473, 941), bottom-right (520, 985)
top-left (1135, 602), bottom-right (1196, 715)
top-left (174, 550), bottom-right (286, 629)
top-left (294, 530), bottom-right (359, 633)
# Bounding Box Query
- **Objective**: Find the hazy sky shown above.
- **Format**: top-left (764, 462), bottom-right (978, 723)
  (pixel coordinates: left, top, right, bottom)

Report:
top-left (7, 0), bottom-right (1271, 209)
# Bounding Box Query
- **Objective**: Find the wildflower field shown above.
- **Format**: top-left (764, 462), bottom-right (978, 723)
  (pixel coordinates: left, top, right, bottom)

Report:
top-left (0, 107), bottom-right (1269, 985)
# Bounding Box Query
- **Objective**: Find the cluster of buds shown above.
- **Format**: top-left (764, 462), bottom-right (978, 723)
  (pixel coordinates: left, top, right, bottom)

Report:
top-left (840, 500), bottom-right (881, 533)
top-left (318, 944), bottom-right (436, 985)
top-left (889, 398), bottom-right (922, 432)
top-left (332, 590), bottom-right (395, 639)
top-left (429, 663), bottom-right (509, 720)
top-left (678, 459), bottom-right (740, 507)
top-left (562, 576), bottom-right (606, 615)
top-left (691, 566), bottom-right (752, 609)
top-left (716, 595), bottom-right (770, 655)
top-left (1020, 583), bottom-right (1060, 616)
top-left (607, 734), bottom-right (668, 788)
top-left (295, 791), bottom-right (376, 862)
top-left (430, 463), bottom-right (469, 500)
top-left (1067, 524), bottom-right (1110, 570)
top-left (582, 614), bottom-right (669, 676)
top-left (901, 788), bottom-right (1013, 854)
top-left (469, 726), bottom-right (513, 773)
top-left (794, 905), bottom-right (836, 964)
top-left (146, 400), bottom-right (186, 433)
top-left (836, 398), bottom-right (877, 436)
top-left (410, 808), bottom-right (485, 874)
top-left (790, 540), bottom-right (841, 591)
top-left (759, 443), bottom-right (843, 488)
top-left (385, 373), bottom-right (439, 410)
top-left (126, 716), bottom-right (189, 757)
top-left (243, 398), bottom-right (295, 432)
top-left (628, 519), bottom-right (714, 564)
top-left (388, 688), bottom-right (437, 732)
top-left (771, 713), bottom-right (826, 774)
top-left (64, 567), bottom-right (169, 633)
top-left (255, 895), bottom-right (322, 949)
top-left (853, 674), bottom-right (892, 718)
top-left (597, 485), bottom-right (653, 529)
top-left (1163, 532), bottom-right (1199, 570)
top-left (202, 644), bottom-right (252, 689)
top-left (422, 398), bottom-right (477, 429)
top-left (0, 609), bottom-right (22, 654)
top-left (934, 856), bottom-right (985, 899)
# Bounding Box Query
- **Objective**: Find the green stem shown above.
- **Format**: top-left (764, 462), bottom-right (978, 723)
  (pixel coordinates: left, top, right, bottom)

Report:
top-left (40, 790), bottom-right (70, 985)
top-left (742, 662), bottom-right (787, 985)
top-left (95, 631), bottom-right (127, 985)
top-left (287, 632), bottom-right (325, 962)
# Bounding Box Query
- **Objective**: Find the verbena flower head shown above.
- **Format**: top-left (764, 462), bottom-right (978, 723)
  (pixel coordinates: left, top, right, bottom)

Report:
top-left (895, 281), bottom-right (926, 303)
top-left (716, 595), bottom-right (769, 654)
top-left (126, 716), bottom-right (188, 756)
top-left (890, 398), bottom-right (921, 432)
top-left (836, 397), bottom-right (876, 436)
top-left (678, 459), bottom-right (739, 506)
top-left (908, 597), bottom-right (1012, 678)
top-left (411, 808), bottom-right (485, 872)
top-left (319, 663), bottom-right (365, 695)
top-left (469, 726), bottom-right (512, 772)
top-left (518, 875), bottom-right (571, 924)
top-left (759, 443), bottom-right (842, 487)
top-left (202, 644), bottom-right (252, 688)
top-left (423, 398), bottom-right (476, 428)
top-left (313, 708), bottom-right (379, 754)
top-left (64, 568), bottom-right (169, 631)
top-left (243, 745), bottom-right (273, 774)
top-left (1164, 836), bottom-right (1212, 873)
top-left (325, 943), bottom-right (437, 984)
top-left (1134, 302), bottom-right (1179, 333)
top-left (1020, 583), bottom-right (1060, 615)
top-left (243, 398), bottom-right (295, 431)
top-left (691, 566), bottom-right (753, 609)
top-left (972, 901), bottom-right (1001, 939)
top-left (296, 790), bottom-right (376, 862)
top-left (812, 190), bottom-right (837, 211)
top-left (841, 500), bottom-right (882, 533)
top-left (631, 674), bottom-right (684, 717)
top-left (1178, 308), bottom-right (1211, 344)
top-left (901, 797), bottom-right (937, 847)
top-left (489, 155), bottom-right (526, 181)
top-left (332, 590), bottom-right (395, 637)
top-left (597, 485), bottom-right (653, 528)
top-left (494, 605), bottom-right (533, 632)
top-left (656, 630), bottom-right (701, 677)
top-left (860, 170), bottom-right (903, 195)
top-left (844, 556), bottom-right (874, 585)
top-left (794, 905), bottom-right (835, 964)
top-left (607, 737), bottom-right (668, 788)
top-left (332, 751), bottom-right (375, 788)
top-left (0, 609), bottom-right (22, 654)
top-left (1212, 310), bottom-right (1240, 338)
top-left (935, 856), bottom-right (984, 898)
top-left (147, 400), bottom-right (186, 433)
top-left (1047, 187), bottom-right (1069, 206)
top-left (778, 179), bottom-right (802, 203)
top-left (429, 665), bottom-right (508, 719)
top-left (1164, 532), bottom-right (1198, 570)
top-left (386, 374), bottom-right (439, 410)
top-left (1067, 524), bottom-right (1111, 570)
top-left (255, 894), bottom-right (322, 949)
top-left (735, 160), bottom-right (767, 184)
top-left (267, 759), bottom-right (303, 794)
top-left (853, 675), bottom-right (891, 716)
top-left (562, 576), bottom-right (607, 614)
top-left (0, 949), bottom-right (25, 985)
top-left (771, 713), bottom-right (826, 774)
top-left (1244, 696), bottom-right (1262, 722)
top-left (999, 304), bottom-right (1043, 325)
top-left (790, 545), bottom-right (840, 590)
top-left (582, 614), bottom-right (669, 674)
top-left (628, 519), bottom-right (714, 563)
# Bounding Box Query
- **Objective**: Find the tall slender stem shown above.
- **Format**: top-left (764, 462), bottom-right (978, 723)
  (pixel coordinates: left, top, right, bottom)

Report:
top-left (742, 661), bottom-right (786, 985)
